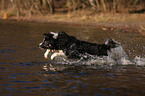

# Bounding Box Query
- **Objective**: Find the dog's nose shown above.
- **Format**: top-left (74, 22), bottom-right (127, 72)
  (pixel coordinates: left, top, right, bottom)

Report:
top-left (39, 42), bottom-right (43, 46)
top-left (39, 42), bottom-right (43, 48)
top-left (39, 43), bottom-right (44, 50)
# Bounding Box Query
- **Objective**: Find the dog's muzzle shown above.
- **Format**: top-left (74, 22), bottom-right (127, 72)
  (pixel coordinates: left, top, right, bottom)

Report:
top-left (39, 42), bottom-right (43, 49)
top-left (39, 42), bottom-right (46, 50)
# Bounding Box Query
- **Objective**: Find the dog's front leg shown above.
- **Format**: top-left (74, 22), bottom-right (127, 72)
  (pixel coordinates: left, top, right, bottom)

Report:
top-left (51, 50), bottom-right (66, 60)
top-left (44, 49), bottom-right (50, 59)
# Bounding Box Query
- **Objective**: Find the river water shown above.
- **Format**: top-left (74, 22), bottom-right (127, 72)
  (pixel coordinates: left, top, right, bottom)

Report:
top-left (0, 20), bottom-right (145, 96)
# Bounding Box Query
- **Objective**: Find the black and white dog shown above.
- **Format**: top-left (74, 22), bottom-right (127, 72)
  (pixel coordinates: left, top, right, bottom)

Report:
top-left (39, 31), bottom-right (120, 60)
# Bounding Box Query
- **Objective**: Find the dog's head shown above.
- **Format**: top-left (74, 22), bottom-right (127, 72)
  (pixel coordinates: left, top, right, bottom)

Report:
top-left (39, 31), bottom-right (76, 50)
top-left (39, 32), bottom-right (59, 50)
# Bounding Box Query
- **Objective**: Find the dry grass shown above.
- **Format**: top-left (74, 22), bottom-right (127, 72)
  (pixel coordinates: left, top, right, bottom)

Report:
top-left (1, 9), bottom-right (145, 23)
top-left (40, 9), bottom-right (145, 23)
top-left (0, 7), bottom-right (17, 17)
top-left (138, 24), bottom-right (145, 35)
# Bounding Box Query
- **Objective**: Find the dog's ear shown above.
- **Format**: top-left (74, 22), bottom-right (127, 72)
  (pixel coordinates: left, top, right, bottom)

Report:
top-left (50, 32), bottom-right (58, 39)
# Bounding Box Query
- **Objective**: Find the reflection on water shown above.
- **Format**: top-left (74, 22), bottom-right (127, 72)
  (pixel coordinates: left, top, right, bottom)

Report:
top-left (0, 20), bottom-right (145, 96)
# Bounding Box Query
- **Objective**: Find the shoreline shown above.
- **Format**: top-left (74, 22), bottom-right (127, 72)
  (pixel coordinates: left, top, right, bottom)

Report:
top-left (2, 13), bottom-right (145, 35)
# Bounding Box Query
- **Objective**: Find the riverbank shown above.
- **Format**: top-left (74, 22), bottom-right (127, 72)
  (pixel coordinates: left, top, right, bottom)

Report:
top-left (2, 12), bottom-right (145, 35)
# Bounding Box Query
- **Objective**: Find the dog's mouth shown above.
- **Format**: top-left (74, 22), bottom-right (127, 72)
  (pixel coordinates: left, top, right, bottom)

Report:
top-left (39, 43), bottom-right (52, 50)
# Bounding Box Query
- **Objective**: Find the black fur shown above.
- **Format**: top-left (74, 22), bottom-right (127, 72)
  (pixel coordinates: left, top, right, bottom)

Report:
top-left (39, 32), bottom-right (120, 59)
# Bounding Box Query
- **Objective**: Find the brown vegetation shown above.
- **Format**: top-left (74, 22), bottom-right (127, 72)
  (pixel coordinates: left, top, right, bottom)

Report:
top-left (0, 0), bottom-right (145, 18)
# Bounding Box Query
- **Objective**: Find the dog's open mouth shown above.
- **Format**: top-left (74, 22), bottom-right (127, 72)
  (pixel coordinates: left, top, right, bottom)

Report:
top-left (39, 43), bottom-right (52, 50)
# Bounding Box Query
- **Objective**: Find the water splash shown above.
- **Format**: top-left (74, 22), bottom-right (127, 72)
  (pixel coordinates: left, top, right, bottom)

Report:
top-left (49, 45), bottom-right (145, 67)
top-left (134, 56), bottom-right (145, 66)
top-left (107, 45), bottom-right (132, 65)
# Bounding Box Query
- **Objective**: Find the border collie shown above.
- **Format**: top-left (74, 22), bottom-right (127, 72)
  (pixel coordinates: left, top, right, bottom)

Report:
top-left (39, 31), bottom-right (120, 60)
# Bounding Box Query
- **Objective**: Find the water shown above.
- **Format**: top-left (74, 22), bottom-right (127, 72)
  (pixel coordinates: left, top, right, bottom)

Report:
top-left (0, 20), bottom-right (145, 96)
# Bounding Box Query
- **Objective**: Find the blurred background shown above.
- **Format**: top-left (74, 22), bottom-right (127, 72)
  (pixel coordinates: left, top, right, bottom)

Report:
top-left (0, 0), bottom-right (145, 21)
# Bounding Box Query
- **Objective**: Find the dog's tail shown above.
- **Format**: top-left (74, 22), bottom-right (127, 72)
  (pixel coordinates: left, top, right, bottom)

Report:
top-left (105, 39), bottom-right (120, 48)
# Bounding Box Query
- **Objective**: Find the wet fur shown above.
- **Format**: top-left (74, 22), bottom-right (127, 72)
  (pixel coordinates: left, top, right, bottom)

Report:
top-left (39, 31), bottom-right (120, 59)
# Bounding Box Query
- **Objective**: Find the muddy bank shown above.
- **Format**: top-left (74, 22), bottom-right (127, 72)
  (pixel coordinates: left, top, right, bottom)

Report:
top-left (1, 12), bottom-right (144, 36)
top-left (6, 15), bottom-right (144, 35)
